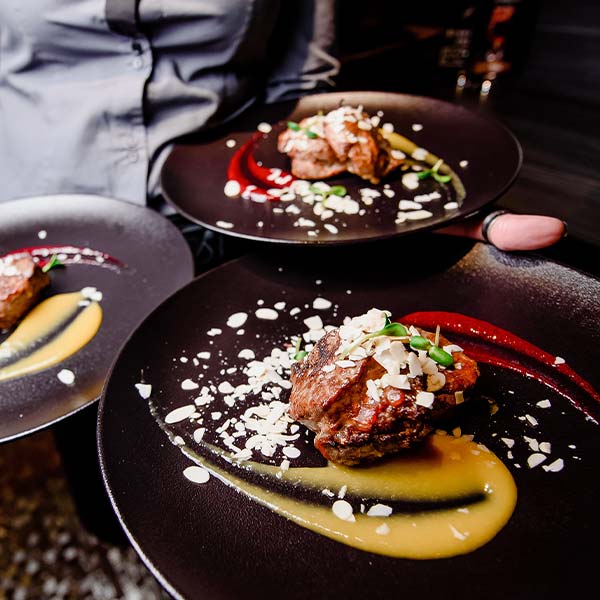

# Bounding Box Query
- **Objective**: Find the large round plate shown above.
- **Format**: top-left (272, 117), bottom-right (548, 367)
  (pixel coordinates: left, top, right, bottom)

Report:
top-left (0, 195), bottom-right (194, 443)
top-left (161, 91), bottom-right (521, 245)
top-left (98, 239), bottom-right (599, 599)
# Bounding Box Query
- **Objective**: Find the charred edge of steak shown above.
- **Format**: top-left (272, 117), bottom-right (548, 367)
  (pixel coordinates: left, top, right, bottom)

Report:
top-left (0, 257), bottom-right (50, 329)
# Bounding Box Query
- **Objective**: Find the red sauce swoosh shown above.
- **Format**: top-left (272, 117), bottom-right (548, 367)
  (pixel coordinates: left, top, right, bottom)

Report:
top-left (226, 133), bottom-right (295, 202)
top-left (2, 245), bottom-right (125, 271)
top-left (400, 311), bottom-right (600, 420)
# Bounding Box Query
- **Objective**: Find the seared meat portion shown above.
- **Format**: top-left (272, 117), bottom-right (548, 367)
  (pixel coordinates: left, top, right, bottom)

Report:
top-left (288, 310), bottom-right (479, 465)
top-left (278, 107), bottom-right (404, 184)
top-left (0, 255), bottom-right (50, 329)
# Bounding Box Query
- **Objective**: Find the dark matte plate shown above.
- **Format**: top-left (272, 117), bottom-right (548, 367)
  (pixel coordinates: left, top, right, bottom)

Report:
top-left (161, 91), bottom-right (521, 245)
top-left (98, 238), bottom-right (600, 600)
top-left (0, 195), bottom-right (194, 443)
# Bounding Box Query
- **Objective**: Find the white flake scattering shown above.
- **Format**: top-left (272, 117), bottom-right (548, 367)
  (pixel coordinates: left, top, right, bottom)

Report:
top-left (401, 172), bottom-right (419, 190)
top-left (459, 160), bottom-right (469, 168)
top-left (525, 414), bottom-right (538, 426)
top-left (257, 122), bottom-right (272, 133)
top-left (332, 500), bottom-right (355, 522)
top-left (81, 287), bottom-right (103, 302)
top-left (181, 379), bottom-right (199, 390)
top-left (554, 356), bottom-right (565, 365)
top-left (165, 405), bottom-right (196, 424)
top-left (207, 328), bottom-right (222, 336)
top-left (304, 315), bottom-right (323, 330)
top-left (238, 349), bottom-right (255, 360)
top-left (183, 466), bottom-right (210, 484)
top-left (416, 391), bottom-right (434, 408)
top-left (135, 383), bottom-right (152, 399)
top-left (527, 453), bottom-right (547, 468)
top-left (256, 308), bottom-right (279, 320)
top-left (536, 399), bottom-right (551, 408)
top-left (501, 437), bottom-right (515, 448)
top-left (376, 523), bottom-right (391, 535)
top-left (216, 220), bottom-right (234, 229)
top-left (227, 312), bottom-right (248, 328)
top-left (411, 147), bottom-right (428, 161)
top-left (57, 369), bottom-right (75, 385)
top-left (224, 180), bottom-right (241, 197)
top-left (411, 123), bottom-right (423, 132)
top-left (197, 352), bottom-right (211, 360)
top-left (38, 230), bottom-right (47, 239)
top-left (367, 504), bottom-right (393, 517)
top-left (543, 458), bottom-right (564, 472)
top-left (226, 139), bottom-right (237, 148)
top-left (313, 297), bottom-right (332, 310)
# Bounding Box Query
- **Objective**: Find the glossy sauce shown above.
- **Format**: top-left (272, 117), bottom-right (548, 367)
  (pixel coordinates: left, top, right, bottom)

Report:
top-left (178, 433), bottom-right (516, 559)
top-left (0, 291), bottom-right (102, 382)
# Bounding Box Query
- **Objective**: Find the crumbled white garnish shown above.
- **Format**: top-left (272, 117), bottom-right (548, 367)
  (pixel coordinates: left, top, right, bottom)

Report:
top-left (237, 349), bottom-right (255, 360)
top-left (207, 328), bottom-right (222, 336)
top-left (501, 437), bottom-right (515, 448)
top-left (38, 230), bottom-right (47, 240)
top-left (398, 199), bottom-right (422, 211)
top-left (367, 504), bottom-right (393, 517)
top-left (216, 220), bottom-right (234, 229)
top-left (227, 312), bottom-right (248, 329)
top-left (57, 369), bottom-right (75, 385)
top-left (405, 210), bottom-right (433, 221)
top-left (449, 525), bottom-right (469, 541)
top-left (225, 139), bottom-right (236, 148)
top-left (381, 122), bottom-right (394, 133)
top-left (459, 160), bottom-right (469, 168)
top-left (402, 172), bottom-right (419, 190)
top-left (165, 405), bottom-right (196, 424)
top-left (255, 308), bottom-right (278, 320)
top-left (332, 500), bottom-right (355, 522)
top-left (81, 287), bottom-right (103, 302)
top-left (257, 122), bottom-right (272, 134)
top-left (183, 466), bottom-right (210, 484)
top-left (416, 391), bottom-right (434, 408)
top-left (525, 414), bottom-right (538, 426)
top-left (193, 428), bottom-right (206, 443)
top-left (411, 123), bottom-right (423, 132)
top-left (224, 180), bottom-right (241, 197)
top-left (338, 485), bottom-right (348, 499)
top-left (283, 446), bottom-right (301, 459)
top-left (312, 298), bottom-right (332, 310)
top-left (135, 383), bottom-right (152, 399)
top-left (554, 356), bottom-right (565, 365)
top-left (543, 458), bottom-right (564, 472)
top-left (322, 488), bottom-right (335, 498)
top-left (218, 381), bottom-right (235, 394)
top-left (196, 352), bottom-right (211, 360)
top-left (444, 202), bottom-right (459, 211)
top-left (536, 399), bottom-right (551, 408)
top-left (527, 453), bottom-right (547, 468)
top-left (412, 147), bottom-right (428, 161)
top-left (303, 315), bottom-right (323, 330)
top-left (181, 379), bottom-right (199, 390)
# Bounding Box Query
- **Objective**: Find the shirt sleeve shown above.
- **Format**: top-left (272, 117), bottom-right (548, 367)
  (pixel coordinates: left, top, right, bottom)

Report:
top-left (264, 0), bottom-right (340, 103)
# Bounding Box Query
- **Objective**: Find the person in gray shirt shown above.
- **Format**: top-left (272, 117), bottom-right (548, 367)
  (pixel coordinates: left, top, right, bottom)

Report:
top-left (0, 0), bottom-right (565, 251)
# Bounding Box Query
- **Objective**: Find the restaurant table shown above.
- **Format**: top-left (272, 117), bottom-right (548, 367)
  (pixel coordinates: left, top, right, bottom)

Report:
top-left (1, 81), bottom-right (599, 599)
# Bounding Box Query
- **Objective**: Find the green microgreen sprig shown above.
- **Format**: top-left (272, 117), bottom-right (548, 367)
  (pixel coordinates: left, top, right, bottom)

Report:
top-left (416, 159), bottom-right (452, 184)
top-left (41, 254), bottom-right (64, 273)
top-left (287, 121), bottom-right (318, 139)
top-left (293, 336), bottom-right (308, 362)
top-left (309, 184), bottom-right (347, 207)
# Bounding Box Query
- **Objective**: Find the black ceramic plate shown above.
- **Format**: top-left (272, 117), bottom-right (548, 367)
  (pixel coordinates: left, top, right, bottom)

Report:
top-left (161, 91), bottom-right (521, 245)
top-left (0, 195), bottom-right (194, 443)
top-left (99, 239), bottom-right (600, 600)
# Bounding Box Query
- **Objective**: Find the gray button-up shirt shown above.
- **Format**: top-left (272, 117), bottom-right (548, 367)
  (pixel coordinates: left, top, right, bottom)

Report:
top-left (0, 0), bottom-right (338, 205)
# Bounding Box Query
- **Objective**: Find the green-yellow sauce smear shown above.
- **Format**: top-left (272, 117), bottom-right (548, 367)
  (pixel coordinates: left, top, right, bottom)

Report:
top-left (0, 291), bottom-right (102, 382)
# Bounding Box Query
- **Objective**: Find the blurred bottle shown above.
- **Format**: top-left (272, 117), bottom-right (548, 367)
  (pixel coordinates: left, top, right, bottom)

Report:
top-left (437, 1), bottom-right (539, 97)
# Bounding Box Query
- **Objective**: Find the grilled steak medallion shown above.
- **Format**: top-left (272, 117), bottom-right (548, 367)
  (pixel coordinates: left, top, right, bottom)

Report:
top-left (288, 309), bottom-right (479, 465)
top-left (0, 255), bottom-right (50, 329)
top-left (278, 106), bottom-right (404, 184)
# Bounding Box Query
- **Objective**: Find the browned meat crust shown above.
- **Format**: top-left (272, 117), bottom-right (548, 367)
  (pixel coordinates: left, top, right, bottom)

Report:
top-left (0, 256), bottom-right (50, 329)
top-left (288, 328), bottom-right (479, 465)
top-left (277, 107), bottom-right (404, 184)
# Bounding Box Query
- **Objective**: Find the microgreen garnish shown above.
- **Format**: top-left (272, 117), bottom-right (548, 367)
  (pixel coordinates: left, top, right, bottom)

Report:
top-left (41, 254), bottom-right (64, 273)
top-left (293, 337), bottom-right (308, 362)
top-left (309, 184), bottom-right (347, 206)
top-left (407, 325), bottom-right (454, 367)
top-left (416, 159), bottom-right (451, 184)
top-left (340, 316), bottom-right (409, 358)
top-left (287, 121), bottom-right (319, 139)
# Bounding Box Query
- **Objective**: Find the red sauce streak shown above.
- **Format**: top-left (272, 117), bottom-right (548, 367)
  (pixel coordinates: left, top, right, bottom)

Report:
top-left (227, 133), bottom-right (295, 202)
top-left (2, 246), bottom-right (125, 272)
top-left (401, 311), bottom-right (600, 413)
